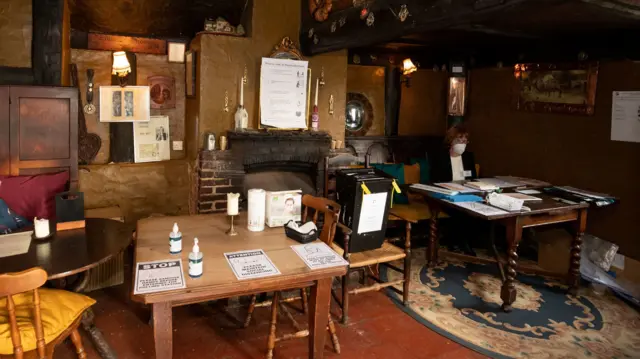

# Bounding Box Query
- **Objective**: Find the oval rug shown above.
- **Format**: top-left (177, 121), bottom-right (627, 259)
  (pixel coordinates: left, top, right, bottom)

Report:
top-left (380, 249), bottom-right (640, 359)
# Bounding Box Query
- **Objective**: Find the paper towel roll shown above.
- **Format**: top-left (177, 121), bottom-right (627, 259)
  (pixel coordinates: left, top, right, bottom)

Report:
top-left (247, 189), bottom-right (266, 232)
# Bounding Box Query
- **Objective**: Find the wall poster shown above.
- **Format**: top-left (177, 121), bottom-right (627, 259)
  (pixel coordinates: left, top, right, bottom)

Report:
top-left (133, 115), bottom-right (171, 163)
top-left (259, 57), bottom-right (309, 129)
top-left (99, 86), bottom-right (150, 123)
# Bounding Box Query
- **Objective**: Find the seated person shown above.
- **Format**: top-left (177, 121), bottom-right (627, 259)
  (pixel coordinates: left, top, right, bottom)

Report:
top-left (431, 125), bottom-right (477, 183)
top-left (430, 125), bottom-right (480, 255)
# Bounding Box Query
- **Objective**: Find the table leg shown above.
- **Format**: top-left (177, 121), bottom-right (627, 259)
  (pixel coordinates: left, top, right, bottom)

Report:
top-left (152, 302), bottom-right (173, 359)
top-left (309, 277), bottom-right (332, 359)
top-left (428, 210), bottom-right (439, 267)
top-left (568, 208), bottom-right (587, 295)
top-left (81, 308), bottom-right (117, 359)
top-left (403, 221), bottom-right (412, 306)
top-left (500, 218), bottom-right (522, 312)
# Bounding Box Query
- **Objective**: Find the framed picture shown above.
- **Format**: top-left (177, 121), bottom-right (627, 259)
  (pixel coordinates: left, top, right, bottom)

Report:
top-left (148, 76), bottom-right (176, 109)
top-left (99, 86), bottom-right (150, 122)
top-left (133, 115), bottom-right (171, 163)
top-left (167, 41), bottom-right (186, 63)
top-left (447, 77), bottom-right (466, 116)
top-left (185, 51), bottom-right (197, 98)
top-left (514, 62), bottom-right (598, 115)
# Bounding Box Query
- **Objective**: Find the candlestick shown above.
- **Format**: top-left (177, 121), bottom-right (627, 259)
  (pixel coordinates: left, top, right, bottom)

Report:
top-left (239, 77), bottom-right (244, 106)
top-left (34, 218), bottom-right (50, 239)
top-left (227, 193), bottom-right (239, 215)
top-left (226, 215), bottom-right (238, 236)
top-left (314, 78), bottom-right (319, 106)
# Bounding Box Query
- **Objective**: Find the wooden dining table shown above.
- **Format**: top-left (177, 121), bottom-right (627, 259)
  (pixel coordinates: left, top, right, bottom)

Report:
top-left (132, 214), bottom-right (348, 359)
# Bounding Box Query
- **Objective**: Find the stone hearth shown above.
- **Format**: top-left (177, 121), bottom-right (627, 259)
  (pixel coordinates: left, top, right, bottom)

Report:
top-left (197, 130), bottom-right (332, 213)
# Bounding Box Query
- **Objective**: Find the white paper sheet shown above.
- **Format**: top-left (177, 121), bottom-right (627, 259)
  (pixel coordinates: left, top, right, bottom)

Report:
top-left (453, 202), bottom-right (509, 217)
top-left (291, 242), bottom-right (348, 270)
top-left (435, 182), bottom-right (479, 193)
top-left (474, 178), bottom-right (521, 188)
top-left (0, 231), bottom-right (32, 258)
top-left (134, 259), bottom-right (186, 295)
top-left (516, 189), bottom-right (542, 195)
top-left (357, 192), bottom-right (388, 234)
top-left (260, 58), bottom-right (309, 129)
top-left (224, 249), bottom-right (281, 280)
top-left (611, 91), bottom-right (640, 143)
top-left (133, 115), bottom-right (171, 163)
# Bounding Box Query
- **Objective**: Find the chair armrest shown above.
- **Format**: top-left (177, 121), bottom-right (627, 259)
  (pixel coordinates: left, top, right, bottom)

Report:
top-left (336, 222), bottom-right (352, 235)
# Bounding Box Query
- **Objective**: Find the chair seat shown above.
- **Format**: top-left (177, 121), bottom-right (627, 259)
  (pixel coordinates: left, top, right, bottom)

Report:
top-left (0, 289), bottom-right (95, 355)
top-left (388, 202), bottom-right (448, 223)
top-left (331, 242), bottom-right (406, 269)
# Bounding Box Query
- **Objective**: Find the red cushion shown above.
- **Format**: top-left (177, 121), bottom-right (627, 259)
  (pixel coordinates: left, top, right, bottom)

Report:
top-left (0, 172), bottom-right (69, 220)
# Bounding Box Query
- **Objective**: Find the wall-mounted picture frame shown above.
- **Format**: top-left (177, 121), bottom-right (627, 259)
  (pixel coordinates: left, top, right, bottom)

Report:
top-left (168, 41), bottom-right (186, 63)
top-left (185, 51), bottom-right (197, 98)
top-left (148, 75), bottom-right (176, 109)
top-left (99, 86), bottom-right (150, 123)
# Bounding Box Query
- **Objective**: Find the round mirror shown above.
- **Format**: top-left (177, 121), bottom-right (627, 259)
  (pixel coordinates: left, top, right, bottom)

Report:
top-left (346, 101), bottom-right (365, 131)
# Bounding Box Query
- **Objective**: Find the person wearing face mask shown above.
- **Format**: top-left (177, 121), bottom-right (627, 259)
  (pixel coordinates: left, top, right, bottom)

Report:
top-left (431, 125), bottom-right (477, 183)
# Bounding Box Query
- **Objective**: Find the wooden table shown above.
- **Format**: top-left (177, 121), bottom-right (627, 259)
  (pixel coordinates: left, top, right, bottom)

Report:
top-left (411, 188), bottom-right (589, 312)
top-left (0, 218), bottom-right (132, 359)
top-left (132, 214), bottom-right (348, 359)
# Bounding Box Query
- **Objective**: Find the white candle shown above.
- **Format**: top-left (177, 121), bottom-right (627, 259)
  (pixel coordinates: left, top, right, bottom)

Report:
top-left (239, 77), bottom-right (244, 107)
top-left (34, 217), bottom-right (50, 238)
top-left (314, 78), bottom-right (319, 106)
top-left (227, 193), bottom-right (239, 216)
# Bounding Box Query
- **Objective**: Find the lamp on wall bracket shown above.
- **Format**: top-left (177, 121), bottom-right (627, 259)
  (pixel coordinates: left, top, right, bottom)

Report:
top-left (447, 61), bottom-right (467, 128)
top-left (400, 58), bottom-right (417, 87)
top-left (112, 51), bottom-right (131, 87)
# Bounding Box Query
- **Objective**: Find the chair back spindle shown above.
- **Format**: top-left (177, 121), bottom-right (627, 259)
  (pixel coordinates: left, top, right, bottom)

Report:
top-left (301, 194), bottom-right (341, 245)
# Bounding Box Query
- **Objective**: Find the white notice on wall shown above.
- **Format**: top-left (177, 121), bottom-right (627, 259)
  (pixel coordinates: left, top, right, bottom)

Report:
top-left (133, 115), bottom-right (171, 163)
top-left (134, 260), bottom-right (186, 295)
top-left (291, 242), bottom-right (348, 270)
top-left (224, 249), bottom-right (281, 280)
top-left (260, 58), bottom-right (309, 129)
top-left (611, 91), bottom-right (640, 143)
top-left (357, 192), bottom-right (388, 234)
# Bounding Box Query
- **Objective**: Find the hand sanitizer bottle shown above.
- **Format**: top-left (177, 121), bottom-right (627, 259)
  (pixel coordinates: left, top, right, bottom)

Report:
top-left (169, 223), bottom-right (182, 254)
top-left (188, 237), bottom-right (203, 278)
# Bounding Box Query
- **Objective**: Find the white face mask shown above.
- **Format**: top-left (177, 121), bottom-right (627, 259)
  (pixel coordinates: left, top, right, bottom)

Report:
top-left (452, 143), bottom-right (466, 156)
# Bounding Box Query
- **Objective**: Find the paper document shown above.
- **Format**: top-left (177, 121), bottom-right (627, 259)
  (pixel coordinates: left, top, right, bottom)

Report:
top-left (611, 91), bottom-right (640, 143)
top-left (453, 202), bottom-right (509, 216)
top-left (503, 193), bottom-right (542, 201)
top-left (435, 182), bottom-right (479, 193)
top-left (0, 231), bottom-right (32, 258)
top-left (134, 260), bottom-right (186, 295)
top-left (358, 192), bottom-right (388, 234)
top-left (555, 186), bottom-right (609, 200)
top-left (291, 242), bottom-right (348, 269)
top-left (516, 189), bottom-right (542, 195)
top-left (410, 183), bottom-right (458, 195)
top-left (474, 178), bottom-right (521, 188)
top-left (260, 58), bottom-right (309, 129)
top-left (224, 249), bottom-right (281, 280)
top-left (495, 176), bottom-right (551, 188)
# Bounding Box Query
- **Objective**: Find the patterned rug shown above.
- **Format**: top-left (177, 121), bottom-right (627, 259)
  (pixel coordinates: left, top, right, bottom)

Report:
top-left (380, 249), bottom-right (640, 359)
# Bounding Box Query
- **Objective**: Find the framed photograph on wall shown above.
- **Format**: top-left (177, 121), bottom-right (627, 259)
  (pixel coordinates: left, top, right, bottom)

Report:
top-left (185, 51), bottom-right (197, 98)
top-left (99, 86), bottom-right (150, 122)
top-left (148, 76), bottom-right (176, 109)
top-left (133, 115), bottom-right (171, 163)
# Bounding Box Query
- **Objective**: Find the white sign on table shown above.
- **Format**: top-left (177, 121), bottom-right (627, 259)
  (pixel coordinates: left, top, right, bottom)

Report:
top-left (453, 202), bottom-right (509, 216)
top-left (611, 91), bottom-right (640, 143)
top-left (134, 259), bottom-right (186, 295)
top-left (224, 249), bottom-right (281, 280)
top-left (0, 231), bottom-right (32, 258)
top-left (358, 192), bottom-right (388, 234)
top-left (259, 58), bottom-right (309, 129)
top-left (291, 242), bottom-right (348, 270)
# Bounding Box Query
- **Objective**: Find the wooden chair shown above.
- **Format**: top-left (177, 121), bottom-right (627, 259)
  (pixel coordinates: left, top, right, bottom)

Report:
top-left (0, 268), bottom-right (95, 359)
top-left (244, 195), bottom-right (341, 359)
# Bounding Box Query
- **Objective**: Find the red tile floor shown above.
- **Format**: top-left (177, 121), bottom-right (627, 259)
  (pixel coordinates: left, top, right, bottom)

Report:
top-left (55, 288), bottom-right (486, 359)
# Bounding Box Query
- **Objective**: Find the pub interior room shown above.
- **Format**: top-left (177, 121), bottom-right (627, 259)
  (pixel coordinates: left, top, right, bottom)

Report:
top-left (1, 0), bottom-right (639, 358)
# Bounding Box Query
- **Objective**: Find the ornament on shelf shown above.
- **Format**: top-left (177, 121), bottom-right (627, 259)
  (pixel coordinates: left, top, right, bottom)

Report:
top-left (203, 17), bottom-right (245, 37)
top-left (366, 12), bottom-right (375, 26)
top-left (398, 5), bottom-right (409, 22)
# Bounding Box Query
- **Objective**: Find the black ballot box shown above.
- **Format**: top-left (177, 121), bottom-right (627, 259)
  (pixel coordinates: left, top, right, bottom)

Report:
top-left (335, 168), bottom-right (394, 253)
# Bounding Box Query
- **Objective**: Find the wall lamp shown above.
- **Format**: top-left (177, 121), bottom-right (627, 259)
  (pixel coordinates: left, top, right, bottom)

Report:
top-left (112, 51), bottom-right (131, 87)
top-left (400, 58), bottom-right (417, 87)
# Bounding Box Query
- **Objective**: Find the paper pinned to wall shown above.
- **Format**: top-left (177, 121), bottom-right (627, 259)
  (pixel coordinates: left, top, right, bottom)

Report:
top-left (611, 91), bottom-right (640, 143)
top-left (133, 115), bottom-right (171, 163)
top-left (260, 58), bottom-right (309, 129)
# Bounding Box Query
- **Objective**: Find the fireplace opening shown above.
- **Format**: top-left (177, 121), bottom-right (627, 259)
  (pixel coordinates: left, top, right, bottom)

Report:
top-left (244, 161), bottom-right (317, 195)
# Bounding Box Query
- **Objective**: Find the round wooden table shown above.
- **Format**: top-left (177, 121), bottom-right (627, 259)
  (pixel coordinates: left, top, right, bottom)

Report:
top-left (0, 218), bottom-right (132, 359)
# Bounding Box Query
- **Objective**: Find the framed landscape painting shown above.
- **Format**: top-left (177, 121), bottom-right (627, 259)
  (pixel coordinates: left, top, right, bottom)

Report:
top-left (99, 86), bottom-right (150, 122)
top-left (514, 62), bottom-right (598, 115)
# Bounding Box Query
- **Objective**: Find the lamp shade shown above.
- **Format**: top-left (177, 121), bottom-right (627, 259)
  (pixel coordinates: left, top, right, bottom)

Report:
top-left (112, 51), bottom-right (131, 77)
top-left (402, 58), bottom-right (417, 76)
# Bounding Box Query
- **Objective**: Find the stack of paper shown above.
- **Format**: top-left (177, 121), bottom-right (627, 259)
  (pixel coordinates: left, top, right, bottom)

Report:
top-left (495, 176), bottom-right (551, 188)
top-left (411, 183), bottom-right (459, 196)
top-left (464, 181), bottom-right (498, 191)
top-left (474, 178), bottom-right (522, 188)
top-left (435, 182), bottom-right (479, 193)
top-left (503, 193), bottom-right (542, 201)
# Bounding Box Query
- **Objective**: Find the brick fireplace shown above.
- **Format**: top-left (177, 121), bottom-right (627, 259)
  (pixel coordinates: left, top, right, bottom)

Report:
top-left (196, 130), bottom-right (332, 213)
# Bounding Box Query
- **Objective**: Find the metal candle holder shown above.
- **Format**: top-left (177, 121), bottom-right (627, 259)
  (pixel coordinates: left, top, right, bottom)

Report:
top-left (226, 214), bottom-right (238, 236)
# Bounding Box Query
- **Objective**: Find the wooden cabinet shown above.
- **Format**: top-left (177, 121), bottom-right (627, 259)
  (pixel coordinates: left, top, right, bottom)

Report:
top-left (0, 86), bottom-right (78, 188)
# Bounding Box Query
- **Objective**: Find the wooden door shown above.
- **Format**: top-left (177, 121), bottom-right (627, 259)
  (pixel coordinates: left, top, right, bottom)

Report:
top-left (0, 87), bottom-right (9, 175)
top-left (8, 86), bottom-right (78, 188)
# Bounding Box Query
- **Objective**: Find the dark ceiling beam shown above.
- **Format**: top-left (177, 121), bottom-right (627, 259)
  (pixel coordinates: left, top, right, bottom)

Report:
top-left (300, 0), bottom-right (530, 56)
top-left (32, 0), bottom-right (65, 85)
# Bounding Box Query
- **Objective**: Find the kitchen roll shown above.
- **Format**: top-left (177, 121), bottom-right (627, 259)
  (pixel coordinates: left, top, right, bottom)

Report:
top-left (247, 188), bottom-right (266, 232)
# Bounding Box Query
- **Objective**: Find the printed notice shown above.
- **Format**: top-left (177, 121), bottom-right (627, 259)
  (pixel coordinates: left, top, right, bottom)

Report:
top-left (291, 242), bottom-right (348, 270)
top-left (358, 192), bottom-right (388, 234)
top-left (611, 91), bottom-right (640, 143)
top-left (260, 58), bottom-right (309, 129)
top-left (224, 249), bottom-right (281, 280)
top-left (134, 260), bottom-right (186, 295)
top-left (453, 202), bottom-right (509, 217)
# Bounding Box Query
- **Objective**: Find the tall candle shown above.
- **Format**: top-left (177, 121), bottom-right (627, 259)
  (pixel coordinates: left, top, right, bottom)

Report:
top-left (227, 193), bottom-right (239, 215)
top-left (239, 77), bottom-right (244, 106)
top-left (314, 78), bottom-right (319, 106)
top-left (34, 217), bottom-right (50, 238)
